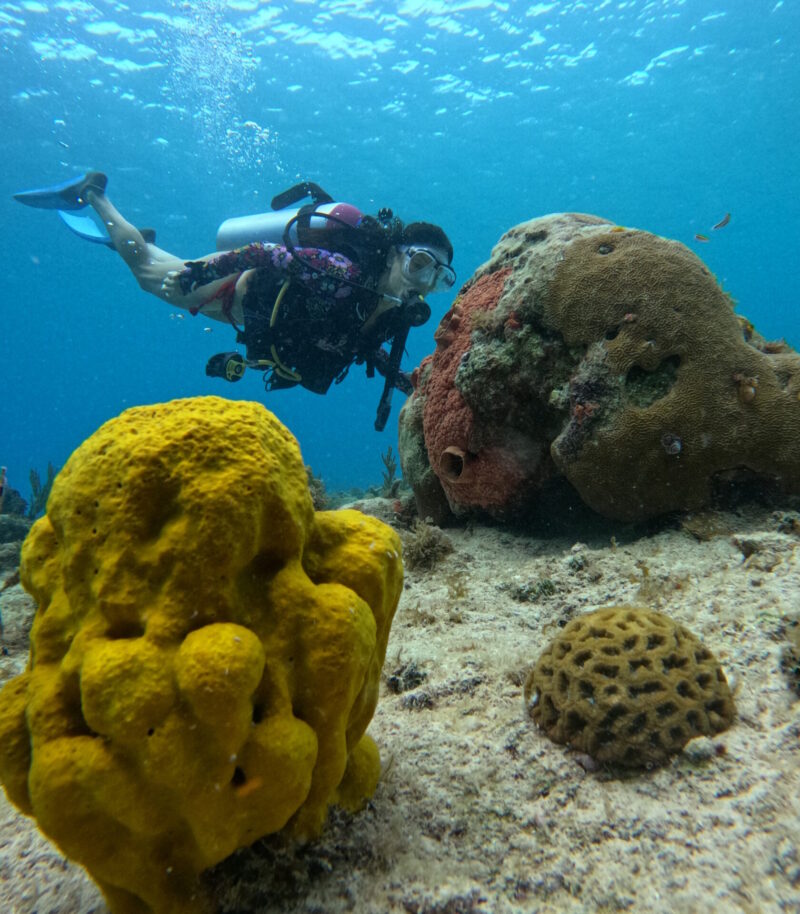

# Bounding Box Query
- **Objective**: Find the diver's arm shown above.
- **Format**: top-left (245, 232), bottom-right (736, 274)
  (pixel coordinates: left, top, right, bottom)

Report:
top-left (173, 243), bottom-right (281, 293)
top-left (170, 243), bottom-right (362, 295)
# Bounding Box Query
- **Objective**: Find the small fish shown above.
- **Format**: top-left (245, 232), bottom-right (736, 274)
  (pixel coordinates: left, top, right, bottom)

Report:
top-left (712, 212), bottom-right (731, 230)
top-left (610, 225), bottom-right (626, 233)
top-left (694, 233), bottom-right (710, 242)
top-left (203, 326), bottom-right (213, 333)
top-left (58, 140), bottom-right (69, 149)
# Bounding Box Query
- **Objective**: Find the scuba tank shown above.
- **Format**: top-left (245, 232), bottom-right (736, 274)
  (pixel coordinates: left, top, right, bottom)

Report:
top-left (216, 181), bottom-right (363, 251)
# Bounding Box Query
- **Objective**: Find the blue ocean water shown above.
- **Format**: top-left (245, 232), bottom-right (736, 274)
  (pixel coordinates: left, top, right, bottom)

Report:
top-left (1, 0), bottom-right (797, 503)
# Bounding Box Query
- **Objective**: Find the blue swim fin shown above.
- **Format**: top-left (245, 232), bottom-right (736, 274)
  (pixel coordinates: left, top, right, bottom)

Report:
top-left (13, 171), bottom-right (107, 210)
top-left (58, 210), bottom-right (113, 247)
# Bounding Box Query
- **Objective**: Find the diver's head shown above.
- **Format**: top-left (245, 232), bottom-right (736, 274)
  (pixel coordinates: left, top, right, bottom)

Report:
top-left (398, 244), bottom-right (456, 294)
top-left (401, 222), bottom-right (454, 268)
top-left (398, 222), bottom-right (454, 294)
top-left (380, 222), bottom-right (455, 299)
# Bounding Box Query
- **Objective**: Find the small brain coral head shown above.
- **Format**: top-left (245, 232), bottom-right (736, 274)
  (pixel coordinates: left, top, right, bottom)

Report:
top-left (524, 606), bottom-right (735, 768)
top-left (0, 396), bottom-right (403, 914)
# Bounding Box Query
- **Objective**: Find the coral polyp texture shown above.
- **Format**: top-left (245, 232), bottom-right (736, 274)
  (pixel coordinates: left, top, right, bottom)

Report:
top-left (0, 396), bottom-right (403, 914)
top-left (398, 213), bottom-right (800, 522)
top-left (524, 606), bottom-right (736, 767)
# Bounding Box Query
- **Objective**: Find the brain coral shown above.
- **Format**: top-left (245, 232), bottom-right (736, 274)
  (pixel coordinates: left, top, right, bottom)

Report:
top-left (0, 396), bottom-right (403, 914)
top-left (524, 606), bottom-right (735, 767)
top-left (399, 213), bottom-right (800, 522)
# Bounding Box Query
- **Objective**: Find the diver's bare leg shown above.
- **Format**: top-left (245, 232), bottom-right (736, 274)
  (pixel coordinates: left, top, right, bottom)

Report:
top-left (85, 188), bottom-right (184, 298)
top-left (85, 187), bottom-right (246, 323)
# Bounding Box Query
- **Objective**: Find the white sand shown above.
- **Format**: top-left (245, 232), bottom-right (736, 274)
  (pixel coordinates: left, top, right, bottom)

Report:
top-left (2, 502), bottom-right (799, 914)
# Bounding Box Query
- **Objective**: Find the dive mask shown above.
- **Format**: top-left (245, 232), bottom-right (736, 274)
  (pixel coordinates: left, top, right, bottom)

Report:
top-left (401, 246), bottom-right (456, 293)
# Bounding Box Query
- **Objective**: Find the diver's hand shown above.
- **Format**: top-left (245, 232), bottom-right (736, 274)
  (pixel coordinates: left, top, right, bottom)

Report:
top-left (161, 269), bottom-right (184, 299)
top-left (162, 261), bottom-right (208, 299)
top-left (395, 370), bottom-right (414, 396)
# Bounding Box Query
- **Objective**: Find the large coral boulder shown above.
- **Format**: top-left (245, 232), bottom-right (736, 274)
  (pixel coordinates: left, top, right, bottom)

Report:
top-left (0, 396), bottom-right (403, 914)
top-left (399, 213), bottom-right (800, 522)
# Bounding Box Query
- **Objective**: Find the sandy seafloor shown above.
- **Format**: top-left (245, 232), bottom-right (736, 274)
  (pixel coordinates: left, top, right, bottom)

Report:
top-left (1, 499), bottom-right (799, 914)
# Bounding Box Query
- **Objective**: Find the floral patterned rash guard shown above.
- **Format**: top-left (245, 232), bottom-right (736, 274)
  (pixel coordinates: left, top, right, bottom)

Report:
top-left (179, 242), bottom-right (401, 394)
top-left (179, 242), bottom-right (361, 301)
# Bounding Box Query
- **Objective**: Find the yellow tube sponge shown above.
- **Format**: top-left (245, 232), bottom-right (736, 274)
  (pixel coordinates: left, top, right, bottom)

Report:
top-left (0, 396), bottom-right (403, 914)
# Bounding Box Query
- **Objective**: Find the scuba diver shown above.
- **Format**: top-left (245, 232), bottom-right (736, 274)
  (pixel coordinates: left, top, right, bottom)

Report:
top-left (13, 172), bottom-right (455, 430)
